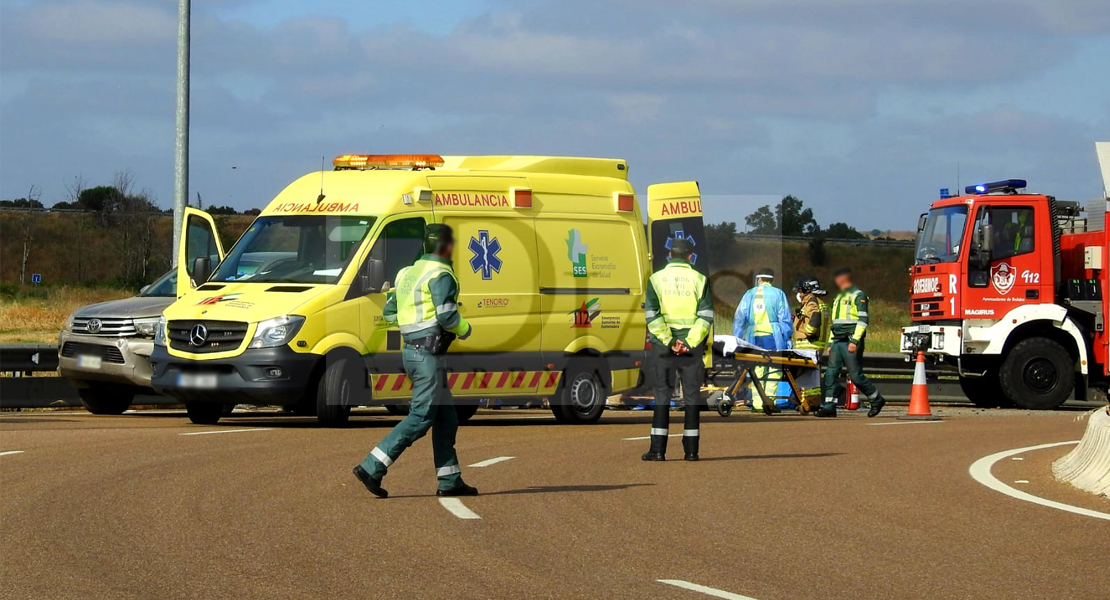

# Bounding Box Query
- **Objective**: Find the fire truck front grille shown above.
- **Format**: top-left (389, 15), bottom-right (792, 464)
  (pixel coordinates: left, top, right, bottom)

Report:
top-left (912, 296), bottom-right (945, 318)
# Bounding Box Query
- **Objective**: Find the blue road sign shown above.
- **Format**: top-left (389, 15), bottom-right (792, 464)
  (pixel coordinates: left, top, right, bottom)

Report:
top-left (939, 188), bottom-right (950, 199)
top-left (30, 273), bottom-right (42, 284)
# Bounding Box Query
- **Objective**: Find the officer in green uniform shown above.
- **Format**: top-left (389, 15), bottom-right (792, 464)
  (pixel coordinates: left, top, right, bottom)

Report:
top-left (815, 267), bottom-right (886, 418)
top-left (353, 224), bottom-right (476, 498)
top-left (642, 238), bottom-right (714, 462)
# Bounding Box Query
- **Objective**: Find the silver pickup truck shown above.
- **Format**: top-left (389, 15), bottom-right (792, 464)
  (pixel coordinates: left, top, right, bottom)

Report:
top-left (58, 270), bottom-right (176, 414)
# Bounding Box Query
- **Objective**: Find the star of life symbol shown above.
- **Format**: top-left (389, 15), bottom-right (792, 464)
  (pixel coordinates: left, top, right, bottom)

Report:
top-left (468, 230), bottom-right (503, 280)
top-left (665, 230), bottom-right (698, 264)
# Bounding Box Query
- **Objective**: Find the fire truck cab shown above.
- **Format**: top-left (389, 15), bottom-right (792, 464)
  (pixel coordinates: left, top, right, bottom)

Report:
top-left (901, 161), bottom-right (1110, 410)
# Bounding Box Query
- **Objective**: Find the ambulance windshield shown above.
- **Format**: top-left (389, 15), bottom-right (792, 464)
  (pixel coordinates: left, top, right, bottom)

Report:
top-left (213, 215), bottom-right (375, 284)
top-left (915, 205), bottom-right (968, 265)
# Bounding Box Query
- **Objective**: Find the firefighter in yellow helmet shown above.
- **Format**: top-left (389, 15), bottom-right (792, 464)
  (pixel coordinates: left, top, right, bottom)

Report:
top-left (353, 224), bottom-right (476, 498)
top-left (642, 238), bottom-right (714, 462)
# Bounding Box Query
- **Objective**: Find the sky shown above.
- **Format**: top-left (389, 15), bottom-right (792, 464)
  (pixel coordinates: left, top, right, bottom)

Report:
top-left (1, 0), bottom-right (1108, 230)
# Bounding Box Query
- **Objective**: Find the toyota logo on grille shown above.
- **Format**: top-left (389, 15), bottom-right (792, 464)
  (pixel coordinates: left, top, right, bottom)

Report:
top-left (189, 324), bottom-right (209, 346)
top-left (86, 319), bottom-right (102, 334)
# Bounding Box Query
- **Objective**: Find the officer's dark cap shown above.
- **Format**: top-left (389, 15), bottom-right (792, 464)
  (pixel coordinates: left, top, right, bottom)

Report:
top-left (424, 224), bottom-right (454, 252)
top-left (756, 267), bottom-right (775, 279)
top-left (669, 238), bottom-right (694, 256)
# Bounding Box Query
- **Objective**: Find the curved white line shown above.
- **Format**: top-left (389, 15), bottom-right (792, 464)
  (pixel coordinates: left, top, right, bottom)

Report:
top-left (438, 498), bottom-right (481, 520)
top-left (0, 450), bottom-right (26, 458)
top-left (968, 441), bottom-right (1110, 521)
top-left (657, 579), bottom-right (760, 600)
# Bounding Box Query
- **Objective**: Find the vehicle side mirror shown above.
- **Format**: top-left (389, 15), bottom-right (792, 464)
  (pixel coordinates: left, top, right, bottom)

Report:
top-left (139, 285), bottom-right (150, 294)
top-left (979, 223), bottom-right (993, 255)
top-left (363, 259), bottom-right (386, 294)
top-left (192, 257), bottom-right (212, 287)
top-left (916, 213), bottom-right (927, 233)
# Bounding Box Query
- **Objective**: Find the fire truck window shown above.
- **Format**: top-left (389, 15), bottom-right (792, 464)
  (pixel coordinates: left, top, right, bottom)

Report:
top-left (990, 207), bottom-right (1035, 260)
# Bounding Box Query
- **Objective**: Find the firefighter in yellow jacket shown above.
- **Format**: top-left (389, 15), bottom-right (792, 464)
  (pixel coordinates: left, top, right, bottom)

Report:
top-left (353, 224), bottom-right (476, 498)
top-left (642, 238), bottom-right (714, 462)
top-left (791, 275), bottom-right (830, 412)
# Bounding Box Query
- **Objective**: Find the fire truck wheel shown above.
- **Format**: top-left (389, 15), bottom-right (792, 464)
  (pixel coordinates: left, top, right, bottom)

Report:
top-left (958, 370), bottom-right (1012, 408)
top-left (999, 338), bottom-right (1074, 410)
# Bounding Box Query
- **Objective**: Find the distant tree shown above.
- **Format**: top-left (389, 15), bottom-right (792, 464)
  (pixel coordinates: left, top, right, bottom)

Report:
top-left (0, 198), bottom-right (45, 209)
top-left (705, 221), bottom-right (737, 261)
top-left (18, 186), bottom-right (42, 284)
top-left (870, 228), bottom-right (883, 238)
top-left (825, 222), bottom-right (866, 240)
top-left (77, 186), bottom-right (115, 214)
top-left (744, 195), bottom-right (817, 236)
top-left (206, 205), bottom-right (238, 215)
top-left (51, 201), bottom-right (80, 210)
top-left (243, 208), bottom-right (261, 216)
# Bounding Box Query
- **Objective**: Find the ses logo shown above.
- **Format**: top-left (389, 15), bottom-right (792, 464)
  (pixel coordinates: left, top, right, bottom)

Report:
top-left (569, 298), bottom-right (601, 328)
top-left (566, 229), bottom-right (588, 278)
top-left (468, 230), bottom-right (503, 280)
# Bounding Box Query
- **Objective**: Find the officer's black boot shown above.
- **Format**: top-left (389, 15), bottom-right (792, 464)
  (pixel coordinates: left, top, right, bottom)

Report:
top-left (436, 482), bottom-right (479, 497)
top-left (867, 395), bottom-right (886, 418)
top-left (642, 432), bottom-right (667, 461)
top-left (814, 402), bottom-right (837, 418)
top-left (682, 435), bottom-right (699, 461)
top-left (353, 465), bottom-right (388, 498)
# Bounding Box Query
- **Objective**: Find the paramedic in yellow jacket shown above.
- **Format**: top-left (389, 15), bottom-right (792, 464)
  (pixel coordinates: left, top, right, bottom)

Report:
top-left (642, 238), bottom-right (714, 462)
top-left (353, 224), bottom-right (477, 498)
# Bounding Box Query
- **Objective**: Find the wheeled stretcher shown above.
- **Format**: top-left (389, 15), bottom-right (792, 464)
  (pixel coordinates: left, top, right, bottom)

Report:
top-left (706, 336), bottom-right (822, 417)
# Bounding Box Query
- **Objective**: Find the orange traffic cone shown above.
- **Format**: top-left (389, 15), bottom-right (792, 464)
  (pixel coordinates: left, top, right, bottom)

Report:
top-left (900, 351), bottom-right (941, 421)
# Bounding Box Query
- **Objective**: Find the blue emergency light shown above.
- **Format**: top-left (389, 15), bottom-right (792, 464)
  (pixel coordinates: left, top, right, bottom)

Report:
top-left (965, 179), bottom-right (1027, 195)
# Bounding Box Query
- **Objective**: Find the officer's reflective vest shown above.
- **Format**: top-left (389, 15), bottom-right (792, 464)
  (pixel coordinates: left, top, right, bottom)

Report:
top-left (646, 261), bottom-right (713, 347)
top-left (831, 288), bottom-right (868, 342)
top-left (395, 259), bottom-right (458, 336)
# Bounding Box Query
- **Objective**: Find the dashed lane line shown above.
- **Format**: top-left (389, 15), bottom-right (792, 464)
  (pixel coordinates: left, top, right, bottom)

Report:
top-left (469, 456), bottom-right (515, 468)
top-left (968, 440), bottom-right (1110, 522)
top-left (178, 428), bottom-right (273, 437)
top-left (657, 579), bottom-right (760, 599)
top-left (0, 451), bottom-right (26, 458)
top-left (438, 498), bottom-right (481, 520)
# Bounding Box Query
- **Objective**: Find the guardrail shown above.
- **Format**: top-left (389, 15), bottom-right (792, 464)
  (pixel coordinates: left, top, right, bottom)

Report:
top-left (0, 343), bottom-right (172, 409)
top-left (735, 233), bottom-right (916, 248)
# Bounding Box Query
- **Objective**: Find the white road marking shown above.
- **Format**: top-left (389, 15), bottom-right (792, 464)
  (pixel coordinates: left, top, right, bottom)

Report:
top-left (0, 451), bottom-right (26, 458)
top-left (1011, 457), bottom-right (1024, 461)
top-left (438, 498), bottom-right (481, 520)
top-left (868, 420), bottom-right (945, 426)
top-left (178, 428), bottom-right (273, 437)
top-left (468, 456), bottom-right (515, 468)
top-left (657, 579), bottom-right (760, 600)
top-left (1014, 480), bottom-right (1030, 484)
top-left (968, 441), bottom-right (1110, 522)
top-left (623, 434), bottom-right (683, 441)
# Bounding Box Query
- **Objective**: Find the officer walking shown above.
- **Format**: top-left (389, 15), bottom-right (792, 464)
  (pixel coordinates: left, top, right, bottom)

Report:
top-left (815, 267), bottom-right (886, 418)
top-left (792, 275), bottom-right (829, 412)
top-left (643, 238), bottom-right (714, 462)
top-left (353, 224), bottom-right (476, 498)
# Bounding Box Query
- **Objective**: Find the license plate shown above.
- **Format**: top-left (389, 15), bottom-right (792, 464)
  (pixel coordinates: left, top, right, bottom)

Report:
top-left (77, 354), bottom-right (102, 369)
top-left (178, 373), bottom-right (218, 389)
top-left (917, 325), bottom-right (931, 334)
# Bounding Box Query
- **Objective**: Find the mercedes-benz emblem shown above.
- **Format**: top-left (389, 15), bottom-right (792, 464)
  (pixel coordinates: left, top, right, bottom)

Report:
top-left (86, 318), bottom-right (102, 334)
top-left (189, 324), bottom-right (209, 347)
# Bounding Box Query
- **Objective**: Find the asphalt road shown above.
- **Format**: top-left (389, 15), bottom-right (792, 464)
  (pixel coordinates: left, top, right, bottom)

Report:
top-left (2, 406), bottom-right (1108, 600)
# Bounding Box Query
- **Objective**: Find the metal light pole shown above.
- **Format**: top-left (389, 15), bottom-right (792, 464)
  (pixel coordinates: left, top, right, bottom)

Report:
top-left (171, 0), bottom-right (190, 266)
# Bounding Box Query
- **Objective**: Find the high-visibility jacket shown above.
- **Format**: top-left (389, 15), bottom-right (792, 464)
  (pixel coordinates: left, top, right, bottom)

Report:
top-left (829, 285), bottom-right (868, 344)
top-left (793, 294), bottom-right (830, 350)
top-left (383, 254), bottom-right (470, 341)
top-left (644, 259), bottom-right (713, 348)
top-left (733, 282), bottom-right (792, 349)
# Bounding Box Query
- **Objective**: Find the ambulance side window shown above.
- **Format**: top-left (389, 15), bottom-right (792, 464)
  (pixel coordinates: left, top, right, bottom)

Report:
top-left (367, 217), bottom-right (426, 287)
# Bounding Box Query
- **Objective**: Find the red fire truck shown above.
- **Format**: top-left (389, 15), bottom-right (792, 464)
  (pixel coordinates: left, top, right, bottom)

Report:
top-left (901, 143), bottom-right (1110, 409)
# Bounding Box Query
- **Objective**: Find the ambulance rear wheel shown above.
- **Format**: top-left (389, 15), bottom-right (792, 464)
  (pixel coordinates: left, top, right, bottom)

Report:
top-left (958, 370), bottom-right (1012, 408)
top-left (454, 403), bottom-right (479, 423)
top-left (999, 337), bottom-right (1073, 410)
top-left (557, 366), bottom-right (606, 424)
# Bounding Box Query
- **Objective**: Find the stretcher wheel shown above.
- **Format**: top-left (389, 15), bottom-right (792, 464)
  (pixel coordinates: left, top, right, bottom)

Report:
top-left (717, 399), bottom-right (734, 417)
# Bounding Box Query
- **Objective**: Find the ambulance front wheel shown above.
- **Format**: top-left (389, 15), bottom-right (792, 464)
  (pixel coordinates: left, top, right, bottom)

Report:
top-left (314, 357), bottom-right (359, 427)
top-left (185, 402), bottom-right (224, 425)
top-left (556, 365), bottom-right (607, 424)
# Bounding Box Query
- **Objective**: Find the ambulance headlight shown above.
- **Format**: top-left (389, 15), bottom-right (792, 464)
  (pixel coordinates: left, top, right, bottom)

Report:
top-left (249, 315), bottom-right (305, 349)
top-left (153, 316), bottom-right (168, 347)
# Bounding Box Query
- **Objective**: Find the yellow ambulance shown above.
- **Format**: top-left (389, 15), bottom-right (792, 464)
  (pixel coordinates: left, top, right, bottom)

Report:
top-left (150, 155), bottom-right (708, 426)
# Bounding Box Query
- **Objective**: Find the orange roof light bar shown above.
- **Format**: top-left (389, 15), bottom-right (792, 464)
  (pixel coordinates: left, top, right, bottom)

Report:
top-left (333, 154), bottom-right (446, 169)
